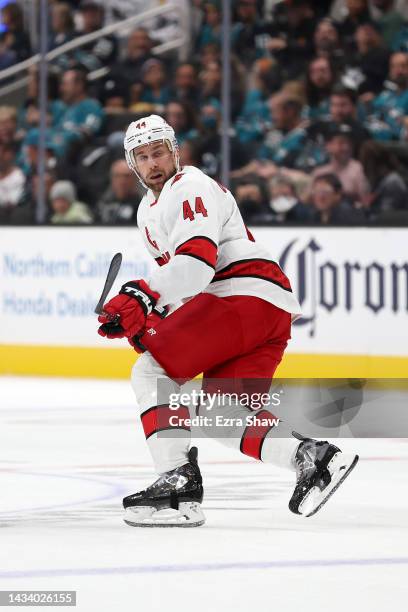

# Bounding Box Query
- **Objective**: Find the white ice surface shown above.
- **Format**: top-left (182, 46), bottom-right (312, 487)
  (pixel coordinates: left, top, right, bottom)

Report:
top-left (0, 376), bottom-right (407, 612)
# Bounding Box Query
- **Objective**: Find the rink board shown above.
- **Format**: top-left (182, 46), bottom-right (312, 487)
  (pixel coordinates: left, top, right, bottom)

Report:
top-left (0, 226), bottom-right (407, 378)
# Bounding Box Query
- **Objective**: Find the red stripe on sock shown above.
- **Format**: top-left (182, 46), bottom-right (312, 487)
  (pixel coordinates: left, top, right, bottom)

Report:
top-left (240, 409), bottom-right (278, 460)
top-left (141, 405), bottom-right (191, 439)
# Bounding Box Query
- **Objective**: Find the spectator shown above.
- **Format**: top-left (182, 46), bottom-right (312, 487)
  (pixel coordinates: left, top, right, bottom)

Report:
top-left (97, 159), bottom-right (142, 224)
top-left (359, 140), bottom-right (408, 215)
top-left (99, 77), bottom-right (129, 113)
top-left (196, 1), bottom-right (222, 51)
top-left (17, 170), bottom-right (58, 225)
top-left (198, 60), bottom-right (222, 129)
top-left (313, 18), bottom-right (345, 71)
top-left (170, 63), bottom-right (200, 105)
top-left (110, 28), bottom-right (154, 90)
top-left (0, 105), bottom-right (19, 146)
top-left (19, 67), bottom-right (66, 136)
top-left (140, 59), bottom-right (171, 108)
top-left (344, 22), bottom-right (390, 94)
top-left (336, 0), bottom-right (371, 54)
top-left (75, 1), bottom-right (118, 71)
top-left (268, 174), bottom-right (312, 223)
top-left (0, 142), bottom-right (25, 223)
top-left (164, 101), bottom-right (199, 145)
top-left (264, 0), bottom-right (316, 79)
top-left (231, 0), bottom-right (264, 67)
top-left (329, 85), bottom-right (359, 122)
top-left (199, 57), bottom-right (245, 121)
top-left (308, 85), bottom-right (370, 151)
top-left (190, 110), bottom-right (251, 179)
top-left (50, 180), bottom-right (93, 224)
top-left (56, 68), bottom-right (104, 156)
top-left (260, 95), bottom-right (327, 172)
top-left (198, 41), bottom-right (221, 68)
top-left (370, 52), bottom-right (408, 138)
top-left (0, 2), bottom-right (31, 68)
top-left (310, 172), bottom-right (365, 224)
top-left (19, 129), bottom-right (58, 177)
top-left (128, 79), bottom-right (155, 114)
top-left (49, 2), bottom-right (76, 52)
top-left (313, 122), bottom-right (369, 204)
top-left (371, 0), bottom-right (404, 48)
top-left (233, 175), bottom-right (271, 224)
top-left (235, 57), bottom-right (280, 145)
top-left (179, 138), bottom-right (201, 167)
top-left (392, 23), bottom-right (408, 54)
top-left (304, 57), bottom-right (335, 119)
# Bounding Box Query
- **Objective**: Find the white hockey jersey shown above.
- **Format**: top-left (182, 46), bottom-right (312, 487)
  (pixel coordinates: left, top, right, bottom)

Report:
top-left (137, 165), bottom-right (302, 316)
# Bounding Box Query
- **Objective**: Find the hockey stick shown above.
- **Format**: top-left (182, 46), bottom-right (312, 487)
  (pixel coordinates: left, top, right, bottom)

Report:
top-left (94, 252), bottom-right (123, 318)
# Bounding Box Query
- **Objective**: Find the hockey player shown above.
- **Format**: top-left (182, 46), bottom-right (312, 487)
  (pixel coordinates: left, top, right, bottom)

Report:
top-left (97, 115), bottom-right (358, 527)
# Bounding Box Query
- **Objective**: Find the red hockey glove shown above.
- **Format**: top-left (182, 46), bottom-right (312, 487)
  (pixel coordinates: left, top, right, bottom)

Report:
top-left (98, 280), bottom-right (161, 339)
top-left (97, 318), bottom-right (126, 339)
top-left (127, 306), bottom-right (169, 353)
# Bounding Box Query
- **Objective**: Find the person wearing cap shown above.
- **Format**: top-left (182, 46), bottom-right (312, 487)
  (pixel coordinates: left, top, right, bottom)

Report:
top-left (50, 180), bottom-right (93, 224)
top-left (312, 122), bottom-right (369, 205)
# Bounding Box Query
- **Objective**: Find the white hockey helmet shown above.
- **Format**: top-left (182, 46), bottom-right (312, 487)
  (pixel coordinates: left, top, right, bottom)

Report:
top-left (124, 114), bottom-right (180, 187)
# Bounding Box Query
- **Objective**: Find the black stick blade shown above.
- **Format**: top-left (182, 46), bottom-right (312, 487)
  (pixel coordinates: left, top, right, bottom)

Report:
top-left (94, 252), bottom-right (123, 314)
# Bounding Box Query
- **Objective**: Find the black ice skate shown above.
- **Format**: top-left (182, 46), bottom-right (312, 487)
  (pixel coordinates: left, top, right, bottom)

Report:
top-left (289, 435), bottom-right (359, 517)
top-left (123, 447), bottom-right (205, 527)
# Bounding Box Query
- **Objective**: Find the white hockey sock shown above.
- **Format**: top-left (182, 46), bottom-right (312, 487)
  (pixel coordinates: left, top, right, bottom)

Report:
top-left (131, 353), bottom-right (191, 474)
top-left (197, 401), bottom-right (299, 471)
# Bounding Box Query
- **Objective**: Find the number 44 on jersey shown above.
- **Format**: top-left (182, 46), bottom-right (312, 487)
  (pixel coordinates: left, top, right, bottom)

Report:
top-left (183, 197), bottom-right (208, 221)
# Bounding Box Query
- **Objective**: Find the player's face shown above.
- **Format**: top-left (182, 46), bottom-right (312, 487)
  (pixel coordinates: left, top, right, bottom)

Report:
top-left (133, 142), bottom-right (176, 194)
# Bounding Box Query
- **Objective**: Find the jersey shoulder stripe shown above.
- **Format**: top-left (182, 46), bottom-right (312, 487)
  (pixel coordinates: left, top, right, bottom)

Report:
top-left (175, 236), bottom-right (218, 269)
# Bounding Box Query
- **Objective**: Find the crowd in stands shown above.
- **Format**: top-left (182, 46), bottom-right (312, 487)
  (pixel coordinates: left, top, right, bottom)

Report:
top-left (0, 0), bottom-right (408, 226)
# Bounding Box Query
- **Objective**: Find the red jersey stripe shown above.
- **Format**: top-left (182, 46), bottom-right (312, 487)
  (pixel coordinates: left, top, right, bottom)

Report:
top-left (175, 236), bottom-right (218, 269)
top-left (155, 252), bottom-right (171, 267)
top-left (212, 258), bottom-right (292, 292)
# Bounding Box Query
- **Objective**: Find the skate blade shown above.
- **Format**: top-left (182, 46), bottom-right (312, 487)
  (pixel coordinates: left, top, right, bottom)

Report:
top-left (123, 502), bottom-right (205, 528)
top-left (299, 452), bottom-right (359, 518)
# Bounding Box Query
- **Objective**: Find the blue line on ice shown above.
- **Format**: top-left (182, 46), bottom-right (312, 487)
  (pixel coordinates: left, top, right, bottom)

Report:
top-left (1, 558), bottom-right (408, 579)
